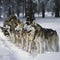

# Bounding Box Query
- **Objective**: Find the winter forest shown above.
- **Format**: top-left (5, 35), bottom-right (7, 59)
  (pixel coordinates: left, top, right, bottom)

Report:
top-left (0, 0), bottom-right (60, 60)
top-left (0, 0), bottom-right (60, 18)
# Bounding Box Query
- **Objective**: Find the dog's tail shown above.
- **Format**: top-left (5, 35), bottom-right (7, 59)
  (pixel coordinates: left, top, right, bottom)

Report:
top-left (54, 32), bottom-right (59, 52)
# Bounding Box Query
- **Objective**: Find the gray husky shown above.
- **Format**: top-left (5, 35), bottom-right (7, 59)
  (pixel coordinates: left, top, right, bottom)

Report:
top-left (32, 23), bottom-right (59, 53)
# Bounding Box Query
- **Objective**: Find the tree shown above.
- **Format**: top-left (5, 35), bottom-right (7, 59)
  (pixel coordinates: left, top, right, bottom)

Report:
top-left (37, 0), bottom-right (49, 18)
top-left (55, 0), bottom-right (60, 17)
top-left (15, 0), bottom-right (20, 17)
top-left (26, 0), bottom-right (35, 24)
top-left (0, 0), bottom-right (5, 18)
top-left (42, 1), bottom-right (45, 18)
top-left (0, 0), bottom-right (2, 18)
top-left (7, 0), bottom-right (12, 17)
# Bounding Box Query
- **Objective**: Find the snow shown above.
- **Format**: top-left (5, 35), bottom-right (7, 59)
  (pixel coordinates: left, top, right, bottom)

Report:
top-left (0, 18), bottom-right (60, 60)
top-left (34, 12), bottom-right (54, 18)
top-left (0, 31), bottom-right (32, 60)
top-left (35, 52), bottom-right (60, 60)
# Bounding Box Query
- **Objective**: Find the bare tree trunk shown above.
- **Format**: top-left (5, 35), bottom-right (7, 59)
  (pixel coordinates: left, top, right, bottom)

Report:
top-left (8, 0), bottom-right (11, 17)
top-left (8, 7), bottom-right (11, 17)
top-left (16, 6), bottom-right (20, 17)
top-left (26, 0), bottom-right (35, 24)
top-left (38, 0), bottom-right (41, 18)
top-left (42, 2), bottom-right (45, 18)
top-left (16, 0), bottom-right (20, 17)
top-left (11, 1), bottom-right (15, 15)
top-left (0, 0), bottom-right (3, 18)
top-left (0, 2), bottom-right (2, 18)
top-left (55, 0), bottom-right (59, 17)
top-left (24, 0), bottom-right (26, 17)
top-left (23, 0), bottom-right (26, 17)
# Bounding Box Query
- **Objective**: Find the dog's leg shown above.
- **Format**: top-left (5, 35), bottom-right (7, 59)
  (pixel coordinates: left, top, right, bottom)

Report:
top-left (40, 41), bottom-right (43, 54)
top-left (15, 34), bottom-right (19, 46)
top-left (10, 33), bottom-right (14, 42)
top-left (8, 31), bottom-right (12, 41)
top-left (9, 33), bottom-right (12, 41)
top-left (35, 41), bottom-right (42, 54)
top-left (25, 35), bottom-right (29, 52)
top-left (21, 37), bottom-right (24, 49)
top-left (12, 33), bottom-right (16, 43)
top-left (35, 40), bottom-right (40, 53)
top-left (20, 31), bottom-right (22, 43)
top-left (28, 40), bottom-right (32, 53)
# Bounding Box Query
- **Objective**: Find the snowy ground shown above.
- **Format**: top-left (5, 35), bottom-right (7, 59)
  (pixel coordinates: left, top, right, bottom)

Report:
top-left (0, 18), bottom-right (60, 60)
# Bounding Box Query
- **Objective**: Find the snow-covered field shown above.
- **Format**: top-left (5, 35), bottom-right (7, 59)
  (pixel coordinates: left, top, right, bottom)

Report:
top-left (0, 18), bottom-right (60, 60)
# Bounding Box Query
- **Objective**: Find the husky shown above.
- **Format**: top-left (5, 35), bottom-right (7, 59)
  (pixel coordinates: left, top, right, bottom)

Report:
top-left (23, 22), bottom-right (41, 53)
top-left (31, 23), bottom-right (59, 53)
top-left (3, 15), bottom-right (21, 44)
top-left (15, 21), bottom-right (24, 46)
